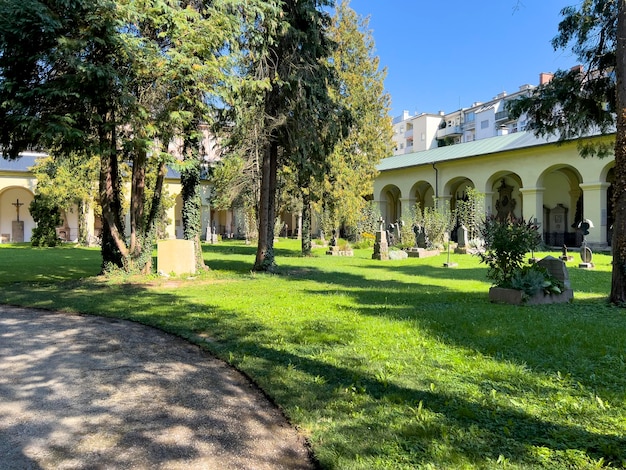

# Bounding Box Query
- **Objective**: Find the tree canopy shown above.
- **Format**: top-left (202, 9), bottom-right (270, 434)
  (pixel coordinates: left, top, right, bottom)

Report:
top-left (509, 0), bottom-right (626, 304)
top-left (322, 0), bottom-right (393, 234)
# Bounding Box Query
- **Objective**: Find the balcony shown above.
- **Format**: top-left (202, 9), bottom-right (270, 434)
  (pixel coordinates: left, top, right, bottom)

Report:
top-left (436, 125), bottom-right (463, 139)
top-left (495, 110), bottom-right (511, 122)
top-left (463, 120), bottom-right (475, 130)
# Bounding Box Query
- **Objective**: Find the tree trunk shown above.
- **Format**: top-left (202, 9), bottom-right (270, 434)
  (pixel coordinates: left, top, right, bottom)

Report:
top-left (77, 199), bottom-right (87, 246)
top-left (254, 140), bottom-right (278, 271)
top-left (301, 190), bottom-right (312, 256)
top-left (98, 124), bottom-right (127, 271)
top-left (181, 156), bottom-right (207, 271)
top-left (140, 161), bottom-right (167, 275)
top-left (130, 147), bottom-right (146, 258)
top-left (611, 0), bottom-right (626, 304)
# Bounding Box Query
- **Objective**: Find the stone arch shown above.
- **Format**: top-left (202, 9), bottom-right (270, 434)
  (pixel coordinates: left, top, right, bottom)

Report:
top-left (0, 186), bottom-right (35, 242)
top-left (484, 172), bottom-right (523, 220)
top-left (443, 177), bottom-right (475, 242)
top-left (379, 184), bottom-right (402, 224)
top-left (409, 181), bottom-right (434, 215)
top-left (537, 164), bottom-right (583, 247)
top-left (443, 177), bottom-right (475, 212)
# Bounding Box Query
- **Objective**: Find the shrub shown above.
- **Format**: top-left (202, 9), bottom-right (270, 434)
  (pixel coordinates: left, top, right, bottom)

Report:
top-left (478, 215), bottom-right (541, 287)
top-left (353, 232), bottom-right (375, 249)
top-left (29, 194), bottom-right (62, 247)
top-left (510, 264), bottom-right (564, 298)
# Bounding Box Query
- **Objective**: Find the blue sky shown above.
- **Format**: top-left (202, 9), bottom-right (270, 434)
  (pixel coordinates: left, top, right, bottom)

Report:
top-left (346, 1), bottom-right (578, 119)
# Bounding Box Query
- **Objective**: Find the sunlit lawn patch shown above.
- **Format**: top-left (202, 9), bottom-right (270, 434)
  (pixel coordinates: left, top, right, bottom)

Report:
top-left (1, 240), bottom-right (624, 469)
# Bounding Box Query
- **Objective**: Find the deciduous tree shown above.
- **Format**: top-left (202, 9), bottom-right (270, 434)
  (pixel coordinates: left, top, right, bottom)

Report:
top-left (29, 153), bottom-right (99, 245)
top-left (509, 0), bottom-right (626, 304)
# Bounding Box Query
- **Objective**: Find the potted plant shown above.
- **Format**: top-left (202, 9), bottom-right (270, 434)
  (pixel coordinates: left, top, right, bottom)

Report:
top-left (478, 215), bottom-right (568, 304)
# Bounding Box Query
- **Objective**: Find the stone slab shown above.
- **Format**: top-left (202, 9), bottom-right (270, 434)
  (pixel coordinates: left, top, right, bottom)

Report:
top-left (157, 239), bottom-right (196, 276)
top-left (12, 221), bottom-right (24, 243)
top-left (489, 286), bottom-right (574, 305)
top-left (406, 248), bottom-right (439, 258)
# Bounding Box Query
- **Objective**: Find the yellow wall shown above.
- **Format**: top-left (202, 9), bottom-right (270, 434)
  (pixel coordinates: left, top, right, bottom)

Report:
top-left (374, 137), bottom-right (614, 248)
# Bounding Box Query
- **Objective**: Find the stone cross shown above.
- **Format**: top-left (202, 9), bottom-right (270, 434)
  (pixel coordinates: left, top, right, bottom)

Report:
top-left (12, 198), bottom-right (24, 222)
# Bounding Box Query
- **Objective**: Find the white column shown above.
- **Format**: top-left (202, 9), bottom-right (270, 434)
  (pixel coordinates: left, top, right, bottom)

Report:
top-left (579, 182), bottom-right (610, 245)
top-left (519, 186), bottom-right (545, 229)
top-left (399, 198), bottom-right (412, 220)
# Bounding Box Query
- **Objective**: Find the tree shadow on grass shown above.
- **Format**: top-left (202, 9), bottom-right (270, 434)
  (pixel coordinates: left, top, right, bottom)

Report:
top-left (268, 258), bottom-right (622, 392)
top-left (45, 279), bottom-right (616, 469)
top-left (2, 247), bottom-right (623, 468)
top-left (166, 301), bottom-right (626, 468)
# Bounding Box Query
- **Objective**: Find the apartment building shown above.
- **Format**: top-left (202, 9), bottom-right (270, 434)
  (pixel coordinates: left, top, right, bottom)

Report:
top-left (392, 72), bottom-right (555, 155)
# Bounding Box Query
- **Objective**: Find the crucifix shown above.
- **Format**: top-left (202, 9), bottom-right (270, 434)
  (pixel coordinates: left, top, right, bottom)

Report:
top-left (12, 198), bottom-right (24, 222)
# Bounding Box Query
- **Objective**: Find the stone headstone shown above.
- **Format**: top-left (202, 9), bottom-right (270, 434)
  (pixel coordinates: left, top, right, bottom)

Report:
top-left (457, 225), bottom-right (468, 247)
top-left (412, 225), bottom-right (420, 248)
top-left (537, 255), bottom-right (570, 289)
top-left (372, 229), bottom-right (389, 260)
top-left (12, 221), bottom-right (24, 243)
top-left (330, 229), bottom-right (337, 247)
top-left (157, 239), bottom-right (196, 276)
top-left (579, 243), bottom-right (594, 269)
top-left (560, 244), bottom-right (573, 262)
top-left (416, 228), bottom-right (427, 249)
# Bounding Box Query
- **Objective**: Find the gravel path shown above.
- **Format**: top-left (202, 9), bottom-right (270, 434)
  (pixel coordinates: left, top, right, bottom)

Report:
top-left (0, 305), bottom-right (315, 469)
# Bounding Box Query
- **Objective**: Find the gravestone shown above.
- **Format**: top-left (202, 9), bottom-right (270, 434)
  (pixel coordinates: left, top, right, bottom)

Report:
top-left (12, 221), bottom-right (24, 243)
top-left (157, 239), bottom-right (196, 275)
top-left (455, 225), bottom-right (468, 254)
top-left (457, 225), bottom-right (468, 247)
top-left (372, 218), bottom-right (389, 260)
top-left (537, 255), bottom-right (571, 289)
top-left (579, 243), bottom-right (594, 269)
top-left (415, 226), bottom-right (427, 249)
top-left (559, 245), bottom-right (573, 262)
top-left (11, 198), bottom-right (25, 242)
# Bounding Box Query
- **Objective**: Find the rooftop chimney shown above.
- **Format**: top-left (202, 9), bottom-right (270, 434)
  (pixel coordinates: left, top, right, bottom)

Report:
top-left (539, 72), bottom-right (554, 85)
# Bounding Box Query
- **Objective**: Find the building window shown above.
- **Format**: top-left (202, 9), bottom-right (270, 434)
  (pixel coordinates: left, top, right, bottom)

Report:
top-left (466, 112), bottom-right (475, 122)
top-left (481, 120), bottom-right (489, 129)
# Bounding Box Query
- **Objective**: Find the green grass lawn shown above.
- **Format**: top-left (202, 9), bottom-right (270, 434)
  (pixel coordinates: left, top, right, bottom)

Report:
top-left (1, 240), bottom-right (625, 469)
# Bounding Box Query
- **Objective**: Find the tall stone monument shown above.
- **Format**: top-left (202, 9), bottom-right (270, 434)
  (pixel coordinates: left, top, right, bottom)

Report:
top-left (372, 217), bottom-right (389, 260)
top-left (11, 198), bottom-right (25, 243)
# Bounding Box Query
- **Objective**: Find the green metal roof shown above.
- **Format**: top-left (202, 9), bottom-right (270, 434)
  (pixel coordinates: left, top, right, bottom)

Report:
top-left (378, 131), bottom-right (560, 172)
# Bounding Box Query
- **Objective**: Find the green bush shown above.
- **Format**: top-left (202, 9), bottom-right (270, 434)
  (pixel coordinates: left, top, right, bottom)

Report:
top-left (478, 215), bottom-right (541, 286)
top-left (29, 194), bottom-right (62, 247)
top-left (510, 264), bottom-right (563, 297)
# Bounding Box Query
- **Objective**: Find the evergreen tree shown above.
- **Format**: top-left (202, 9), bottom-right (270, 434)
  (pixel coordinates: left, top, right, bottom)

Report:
top-left (509, 0), bottom-right (626, 304)
top-left (282, 1), bottom-right (345, 256)
top-left (322, 1), bottom-right (393, 236)
top-left (225, 0), bottom-right (336, 270)
top-left (0, 0), bottom-right (245, 273)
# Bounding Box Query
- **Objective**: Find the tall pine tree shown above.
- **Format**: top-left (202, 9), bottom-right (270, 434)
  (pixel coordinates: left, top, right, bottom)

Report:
top-left (323, 1), bottom-right (393, 236)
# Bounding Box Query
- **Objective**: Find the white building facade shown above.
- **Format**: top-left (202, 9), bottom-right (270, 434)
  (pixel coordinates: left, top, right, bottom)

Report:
top-left (392, 72), bottom-right (556, 155)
